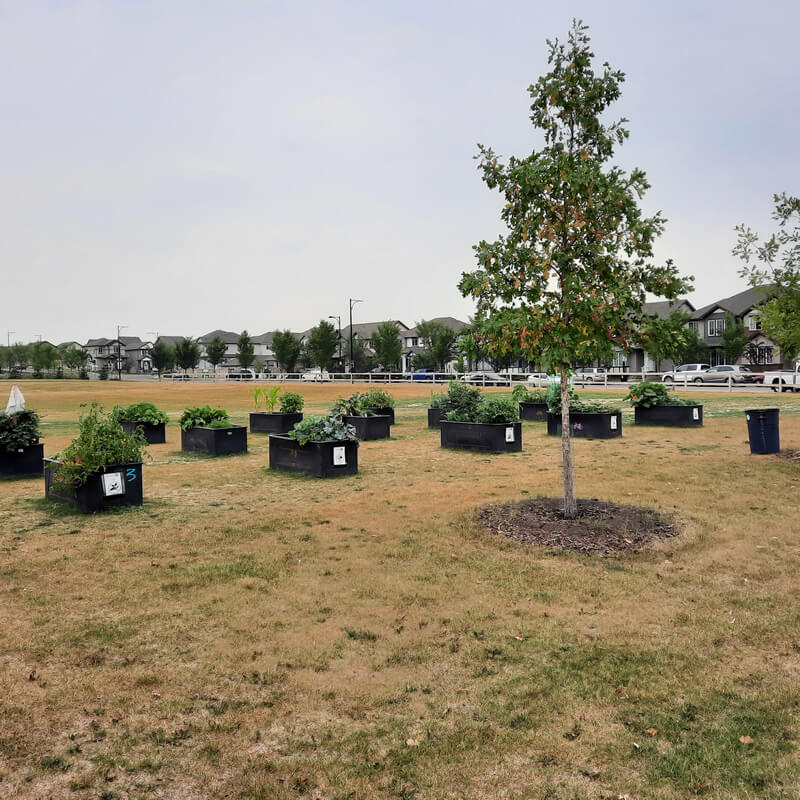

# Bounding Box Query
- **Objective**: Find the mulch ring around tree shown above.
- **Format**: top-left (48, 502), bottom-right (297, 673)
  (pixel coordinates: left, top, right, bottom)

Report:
top-left (477, 497), bottom-right (680, 555)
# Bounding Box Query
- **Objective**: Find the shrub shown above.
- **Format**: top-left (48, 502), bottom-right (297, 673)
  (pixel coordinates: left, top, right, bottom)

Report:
top-left (179, 406), bottom-right (230, 430)
top-left (436, 381), bottom-right (483, 420)
top-left (472, 397), bottom-right (520, 424)
top-left (99, 366), bottom-right (109, 381)
top-left (288, 415), bottom-right (357, 446)
top-left (0, 410), bottom-right (42, 454)
top-left (55, 403), bottom-right (146, 486)
top-left (279, 392), bottom-right (304, 414)
top-left (360, 388), bottom-right (395, 408)
top-left (624, 380), bottom-right (693, 408)
top-left (112, 402), bottom-right (169, 425)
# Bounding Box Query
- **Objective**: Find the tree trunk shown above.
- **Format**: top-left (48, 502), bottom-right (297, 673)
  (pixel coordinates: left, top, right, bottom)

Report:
top-left (560, 369), bottom-right (577, 518)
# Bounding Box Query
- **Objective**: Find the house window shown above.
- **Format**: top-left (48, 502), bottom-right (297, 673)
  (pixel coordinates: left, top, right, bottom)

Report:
top-left (688, 321), bottom-right (699, 332)
top-left (746, 315), bottom-right (761, 331)
top-left (707, 318), bottom-right (726, 337)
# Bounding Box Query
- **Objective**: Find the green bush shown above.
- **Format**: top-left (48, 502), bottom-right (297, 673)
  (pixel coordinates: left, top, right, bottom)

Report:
top-left (436, 381), bottom-right (483, 420)
top-left (289, 415), bottom-right (357, 446)
top-left (0, 409), bottom-right (42, 454)
top-left (360, 388), bottom-right (395, 408)
top-left (624, 381), bottom-right (692, 408)
top-left (112, 402), bottom-right (169, 425)
top-left (55, 403), bottom-right (146, 486)
top-left (472, 397), bottom-right (520, 424)
top-left (279, 392), bottom-right (304, 414)
top-left (179, 406), bottom-right (230, 430)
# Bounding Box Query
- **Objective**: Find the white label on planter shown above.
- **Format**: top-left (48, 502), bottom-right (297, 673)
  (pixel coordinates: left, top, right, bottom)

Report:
top-left (332, 446), bottom-right (347, 466)
top-left (693, 408), bottom-right (699, 420)
top-left (610, 416), bottom-right (618, 430)
top-left (102, 472), bottom-right (125, 497)
top-left (505, 427), bottom-right (515, 442)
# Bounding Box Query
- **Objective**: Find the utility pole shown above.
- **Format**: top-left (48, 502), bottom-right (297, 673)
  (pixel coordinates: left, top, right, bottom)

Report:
top-left (328, 316), bottom-right (341, 370)
top-left (7, 331), bottom-right (15, 348)
top-left (117, 324), bottom-right (127, 380)
top-left (348, 298), bottom-right (363, 373)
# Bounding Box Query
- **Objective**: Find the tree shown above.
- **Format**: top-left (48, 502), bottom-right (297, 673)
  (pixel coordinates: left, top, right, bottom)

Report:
top-left (306, 320), bottom-right (339, 369)
top-left (350, 337), bottom-right (372, 372)
top-left (458, 21), bottom-right (691, 517)
top-left (60, 345), bottom-right (88, 373)
top-left (272, 330), bottom-right (302, 373)
top-left (720, 312), bottom-right (748, 363)
top-left (206, 336), bottom-right (227, 379)
top-left (9, 342), bottom-right (29, 369)
top-left (30, 342), bottom-right (59, 375)
top-left (150, 341), bottom-right (175, 377)
top-left (371, 322), bottom-right (402, 370)
top-left (638, 310), bottom-right (692, 371)
top-left (0, 345), bottom-right (9, 372)
top-left (237, 330), bottom-right (255, 369)
top-left (735, 194), bottom-right (800, 364)
top-left (174, 338), bottom-right (200, 371)
top-left (678, 328), bottom-right (709, 364)
top-left (416, 320), bottom-right (458, 370)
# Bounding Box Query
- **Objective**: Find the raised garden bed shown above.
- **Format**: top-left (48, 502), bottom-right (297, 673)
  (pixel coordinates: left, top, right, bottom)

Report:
top-left (120, 420), bottom-right (167, 444)
top-left (519, 402), bottom-right (548, 422)
top-left (269, 434), bottom-right (358, 477)
top-left (428, 408), bottom-right (442, 428)
top-left (634, 404), bottom-right (702, 427)
top-left (363, 406), bottom-right (395, 424)
top-left (249, 412), bottom-right (303, 435)
top-left (547, 411), bottom-right (622, 439)
top-left (44, 458), bottom-right (143, 513)
top-left (0, 442), bottom-right (44, 479)
top-left (342, 415), bottom-right (391, 441)
top-left (440, 420), bottom-right (522, 453)
top-left (181, 426), bottom-right (247, 456)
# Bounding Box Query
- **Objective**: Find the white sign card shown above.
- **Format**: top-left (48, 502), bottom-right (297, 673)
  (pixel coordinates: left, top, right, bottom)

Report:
top-left (101, 472), bottom-right (125, 497)
top-left (610, 416), bottom-right (618, 430)
top-left (693, 408), bottom-right (699, 420)
top-left (505, 427), bottom-right (515, 442)
top-left (332, 446), bottom-right (347, 466)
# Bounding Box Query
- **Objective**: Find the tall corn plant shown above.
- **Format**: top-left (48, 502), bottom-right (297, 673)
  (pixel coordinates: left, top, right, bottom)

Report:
top-left (459, 20), bottom-right (691, 517)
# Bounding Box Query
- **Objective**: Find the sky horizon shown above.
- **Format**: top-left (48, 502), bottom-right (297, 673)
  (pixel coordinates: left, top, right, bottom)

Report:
top-left (2, 1), bottom-right (798, 345)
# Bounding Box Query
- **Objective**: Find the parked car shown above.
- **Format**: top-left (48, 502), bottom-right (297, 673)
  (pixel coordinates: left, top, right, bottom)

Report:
top-left (460, 372), bottom-right (508, 386)
top-left (695, 364), bottom-right (760, 383)
top-left (226, 368), bottom-right (255, 381)
top-left (409, 369), bottom-right (436, 381)
top-left (170, 373), bottom-right (192, 382)
top-left (661, 363), bottom-right (711, 383)
top-left (573, 367), bottom-right (607, 384)
top-left (527, 373), bottom-right (551, 386)
top-left (301, 369), bottom-right (330, 382)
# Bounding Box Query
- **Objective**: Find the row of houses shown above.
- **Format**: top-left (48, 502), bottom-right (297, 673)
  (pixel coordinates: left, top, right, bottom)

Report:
top-left (49, 286), bottom-right (789, 376)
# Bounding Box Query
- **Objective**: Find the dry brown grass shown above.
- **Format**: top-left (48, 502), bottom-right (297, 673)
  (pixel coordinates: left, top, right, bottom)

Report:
top-left (1, 380), bottom-right (799, 799)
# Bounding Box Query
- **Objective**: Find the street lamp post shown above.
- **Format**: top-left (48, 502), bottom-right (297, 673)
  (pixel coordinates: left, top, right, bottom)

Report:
top-left (7, 331), bottom-right (15, 348)
top-left (117, 324), bottom-right (127, 381)
top-left (328, 316), bottom-right (341, 370)
top-left (348, 298), bottom-right (363, 373)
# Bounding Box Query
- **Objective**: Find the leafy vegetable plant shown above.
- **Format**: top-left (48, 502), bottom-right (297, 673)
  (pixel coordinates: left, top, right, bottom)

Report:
top-left (55, 403), bottom-right (146, 486)
top-left (112, 402), bottom-right (169, 425)
top-left (279, 392), bottom-right (304, 413)
top-left (546, 382), bottom-right (618, 414)
top-left (253, 386), bottom-right (281, 412)
top-left (624, 381), bottom-right (693, 408)
top-left (0, 410), bottom-right (42, 454)
top-left (360, 388), bottom-right (395, 408)
top-left (435, 381), bottom-right (483, 420)
top-left (288, 415), bottom-right (357, 446)
top-left (512, 385), bottom-right (549, 404)
top-left (331, 394), bottom-right (375, 418)
top-left (179, 406), bottom-right (231, 430)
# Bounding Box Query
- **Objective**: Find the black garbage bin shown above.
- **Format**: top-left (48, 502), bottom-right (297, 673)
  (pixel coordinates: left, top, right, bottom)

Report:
top-left (745, 408), bottom-right (780, 454)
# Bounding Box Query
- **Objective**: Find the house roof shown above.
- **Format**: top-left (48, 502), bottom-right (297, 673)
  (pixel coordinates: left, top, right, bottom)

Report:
top-left (642, 299), bottom-right (694, 318)
top-left (119, 336), bottom-right (144, 348)
top-left (691, 285), bottom-right (774, 320)
top-left (340, 320), bottom-right (409, 340)
top-left (404, 316), bottom-right (470, 337)
top-left (85, 338), bottom-right (114, 347)
top-left (154, 335), bottom-right (188, 346)
top-left (197, 329), bottom-right (240, 343)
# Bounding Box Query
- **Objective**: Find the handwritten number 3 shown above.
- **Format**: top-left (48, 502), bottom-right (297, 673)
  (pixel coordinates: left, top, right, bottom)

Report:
top-left (126, 468), bottom-right (137, 482)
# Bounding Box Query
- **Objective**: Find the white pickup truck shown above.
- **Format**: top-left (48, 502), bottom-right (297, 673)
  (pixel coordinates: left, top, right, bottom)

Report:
top-left (762, 363), bottom-right (800, 392)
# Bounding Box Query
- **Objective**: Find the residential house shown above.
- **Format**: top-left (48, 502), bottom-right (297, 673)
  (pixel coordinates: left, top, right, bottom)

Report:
top-left (622, 298), bottom-right (696, 373)
top-left (83, 336), bottom-right (152, 373)
top-left (196, 330), bottom-right (241, 372)
top-left (400, 317), bottom-right (469, 372)
top-left (338, 320), bottom-right (410, 369)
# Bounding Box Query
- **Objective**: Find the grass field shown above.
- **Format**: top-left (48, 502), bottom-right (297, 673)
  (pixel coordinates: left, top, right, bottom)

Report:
top-left (1, 380), bottom-right (799, 800)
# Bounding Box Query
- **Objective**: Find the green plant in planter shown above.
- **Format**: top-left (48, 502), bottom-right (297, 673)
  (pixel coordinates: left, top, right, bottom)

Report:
top-left (360, 388), bottom-right (395, 409)
top-left (511, 384), bottom-right (549, 404)
top-left (436, 381), bottom-right (483, 420)
top-left (624, 380), bottom-right (692, 408)
top-left (0, 410), bottom-right (42, 454)
top-left (112, 402), bottom-right (169, 425)
top-left (288, 415), bottom-right (357, 446)
top-left (472, 397), bottom-right (521, 424)
top-left (279, 392), bottom-right (304, 414)
top-left (546, 382), bottom-right (617, 414)
top-left (429, 390), bottom-right (446, 409)
top-left (179, 406), bottom-right (231, 430)
top-left (55, 403), bottom-right (146, 486)
top-left (331, 394), bottom-right (375, 418)
top-left (253, 386), bottom-right (281, 412)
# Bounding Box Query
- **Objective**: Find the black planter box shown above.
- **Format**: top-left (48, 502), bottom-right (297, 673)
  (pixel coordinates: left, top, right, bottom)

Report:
top-left (440, 420), bottom-right (522, 453)
top-left (269, 434), bottom-right (358, 477)
top-left (342, 415), bottom-right (391, 441)
top-left (0, 442), bottom-right (44, 479)
top-left (181, 425), bottom-right (248, 455)
top-left (363, 406), bottom-right (395, 424)
top-left (634, 404), bottom-right (703, 427)
top-left (44, 458), bottom-right (143, 513)
top-left (547, 411), bottom-right (622, 439)
top-left (519, 402), bottom-right (548, 422)
top-left (249, 412), bottom-right (303, 434)
top-left (428, 408), bottom-right (442, 428)
top-left (120, 420), bottom-right (167, 444)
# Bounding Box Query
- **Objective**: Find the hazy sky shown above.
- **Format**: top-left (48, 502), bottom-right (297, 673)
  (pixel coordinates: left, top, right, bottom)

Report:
top-left (2, 0), bottom-right (798, 345)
